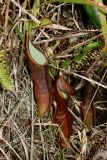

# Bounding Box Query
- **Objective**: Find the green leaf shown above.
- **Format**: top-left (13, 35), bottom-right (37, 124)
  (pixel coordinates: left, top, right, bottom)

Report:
top-left (25, 17), bottom-right (52, 31)
top-left (47, 0), bottom-right (107, 15)
top-left (15, 26), bottom-right (24, 42)
top-left (95, 0), bottom-right (107, 55)
top-left (83, 5), bottom-right (101, 28)
top-left (74, 41), bottom-right (102, 63)
top-left (60, 60), bottom-right (71, 69)
top-left (31, 0), bottom-right (40, 17)
top-left (50, 60), bottom-right (59, 79)
top-left (0, 50), bottom-right (13, 90)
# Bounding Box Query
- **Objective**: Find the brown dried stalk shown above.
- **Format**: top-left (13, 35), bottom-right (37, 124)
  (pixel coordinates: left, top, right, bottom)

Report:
top-left (25, 31), bottom-right (53, 117)
top-left (53, 76), bottom-right (75, 148)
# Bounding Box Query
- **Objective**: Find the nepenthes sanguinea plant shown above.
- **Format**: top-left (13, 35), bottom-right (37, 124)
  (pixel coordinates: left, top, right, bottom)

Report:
top-left (25, 31), bottom-right (53, 118)
top-left (53, 75), bottom-right (75, 148)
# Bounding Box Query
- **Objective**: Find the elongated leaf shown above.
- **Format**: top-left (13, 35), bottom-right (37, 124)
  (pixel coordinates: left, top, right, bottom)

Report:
top-left (31, 0), bottom-right (40, 17)
top-left (0, 50), bottom-right (13, 90)
top-left (96, 0), bottom-right (107, 56)
top-left (47, 0), bottom-right (107, 15)
top-left (74, 41), bottom-right (102, 63)
top-left (15, 25), bottom-right (24, 42)
top-left (83, 5), bottom-right (101, 28)
top-left (25, 17), bottom-right (52, 31)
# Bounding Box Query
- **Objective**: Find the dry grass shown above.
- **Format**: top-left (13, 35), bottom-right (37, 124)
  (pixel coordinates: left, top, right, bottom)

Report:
top-left (0, 0), bottom-right (107, 160)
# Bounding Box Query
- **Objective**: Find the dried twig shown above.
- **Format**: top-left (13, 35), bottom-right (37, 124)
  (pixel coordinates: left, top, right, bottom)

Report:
top-left (50, 65), bottom-right (107, 89)
top-left (10, 0), bottom-right (40, 24)
top-left (30, 82), bottom-right (34, 160)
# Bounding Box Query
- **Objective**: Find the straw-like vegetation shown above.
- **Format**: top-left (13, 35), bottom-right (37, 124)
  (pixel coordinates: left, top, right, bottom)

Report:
top-left (0, 0), bottom-right (107, 159)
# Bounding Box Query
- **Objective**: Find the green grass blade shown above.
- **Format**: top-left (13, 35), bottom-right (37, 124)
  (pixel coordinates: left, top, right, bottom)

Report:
top-left (83, 5), bottom-right (101, 28)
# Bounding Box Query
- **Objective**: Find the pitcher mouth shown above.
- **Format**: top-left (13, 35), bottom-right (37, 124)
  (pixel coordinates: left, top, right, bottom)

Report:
top-left (57, 76), bottom-right (75, 96)
top-left (57, 82), bottom-right (68, 99)
top-left (25, 31), bottom-right (48, 66)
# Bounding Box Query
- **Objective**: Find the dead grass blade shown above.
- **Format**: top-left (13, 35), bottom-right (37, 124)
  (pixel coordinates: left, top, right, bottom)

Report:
top-left (43, 24), bottom-right (72, 30)
top-left (30, 82), bottom-right (34, 160)
top-left (2, 138), bottom-right (23, 160)
top-left (10, 0), bottom-right (40, 24)
top-left (2, 101), bottom-right (29, 160)
top-left (50, 65), bottom-right (107, 89)
top-left (0, 147), bottom-right (10, 160)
